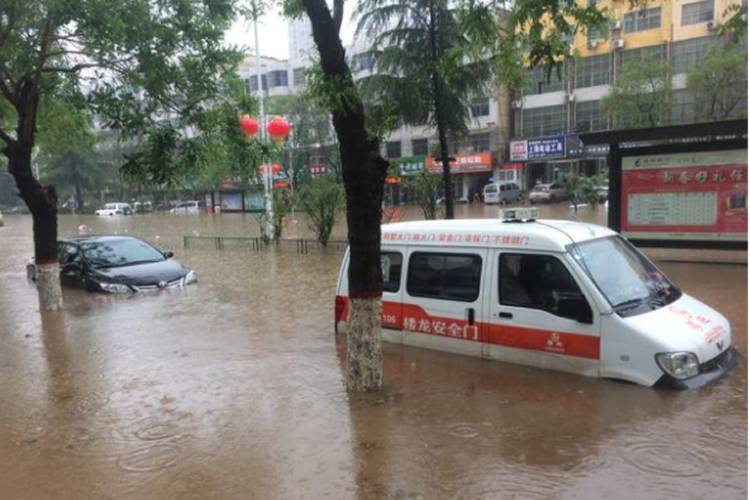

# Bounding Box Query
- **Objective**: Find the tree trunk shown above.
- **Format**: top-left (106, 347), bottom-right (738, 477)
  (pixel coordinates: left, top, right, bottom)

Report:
top-left (428, 0), bottom-right (454, 219)
top-left (5, 141), bottom-right (63, 311)
top-left (303, 0), bottom-right (389, 391)
top-left (73, 162), bottom-right (84, 212)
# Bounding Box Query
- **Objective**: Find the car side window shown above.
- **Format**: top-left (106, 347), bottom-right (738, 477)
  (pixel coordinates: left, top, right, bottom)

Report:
top-left (408, 252), bottom-right (482, 302)
top-left (58, 244), bottom-right (81, 266)
top-left (381, 251), bottom-right (402, 293)
top-left (499, 253), bottom-right (590, 320)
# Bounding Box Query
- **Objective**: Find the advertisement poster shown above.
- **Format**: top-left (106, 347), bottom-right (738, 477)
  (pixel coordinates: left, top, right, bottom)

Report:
top-left (621, 150), bottom-right (747, 241)
top-left (510, 140), bottom-right (528, 161)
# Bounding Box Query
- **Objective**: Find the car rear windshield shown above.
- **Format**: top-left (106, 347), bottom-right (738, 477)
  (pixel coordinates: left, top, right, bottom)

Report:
top-left (81, 239), bottom-right (165, 268)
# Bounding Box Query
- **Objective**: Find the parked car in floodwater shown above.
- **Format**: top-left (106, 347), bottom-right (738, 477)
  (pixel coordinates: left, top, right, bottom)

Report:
top-left (95, 202), bottom-right (133, 216)
top-left (169, 201), bottom-right (202, 214)
top-left (528, 182), bottom-right (567, 203)
top-left (483, 182), bottom-right (522, 205)
top-left (26, 235), bottom-right (197, 293)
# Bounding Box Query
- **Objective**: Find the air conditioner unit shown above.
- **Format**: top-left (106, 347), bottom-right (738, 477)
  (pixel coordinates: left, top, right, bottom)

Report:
top-left (587, 40), bottom-right (599, 49)
top-left (613, 39), bottom-right (625, 49)
top-left (512, 99), bottom-right (523, 109)
top-left (569, 45), bottom-right (577, 56)
top-left (707, 20), bottom-right (719, 30)
top-left (612, 20), bottom-right (622, 30)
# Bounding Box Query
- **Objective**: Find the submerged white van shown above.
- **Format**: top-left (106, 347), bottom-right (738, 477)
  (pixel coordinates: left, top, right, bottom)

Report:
top-left (335, 209), bottom-right (737, 389)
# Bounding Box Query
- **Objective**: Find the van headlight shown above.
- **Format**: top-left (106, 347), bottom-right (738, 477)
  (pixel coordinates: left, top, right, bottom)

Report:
top-left (655, 352), bottom-right (699, 380)
top-left (184, 270), bottom-right (197, 284)
top-left (99, 282), bottom-right (134, 293)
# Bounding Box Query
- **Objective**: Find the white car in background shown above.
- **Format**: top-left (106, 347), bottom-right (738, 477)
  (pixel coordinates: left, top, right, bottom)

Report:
top-left (95, 202), bottom-right (133, 216)
top-left (169, 201), bottom-right (202, 214)
top-left (483, 182), bottom-right (522, 204)
top-left (528, 182), bottom-right (567, 203)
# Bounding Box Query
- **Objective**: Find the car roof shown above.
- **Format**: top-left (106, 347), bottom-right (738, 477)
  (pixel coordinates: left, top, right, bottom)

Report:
top-left (59, 235), bottom-right (142, 244)
top-left (381, 218), bottom-right (616, 252)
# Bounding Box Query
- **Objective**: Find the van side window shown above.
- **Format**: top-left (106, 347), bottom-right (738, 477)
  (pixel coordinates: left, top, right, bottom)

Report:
top-left (407, 252), bottom-right (482, 302)
top-left (381, 252), bottom-right (402, 293)
top-left (499, 253), bottom-right (590, 320)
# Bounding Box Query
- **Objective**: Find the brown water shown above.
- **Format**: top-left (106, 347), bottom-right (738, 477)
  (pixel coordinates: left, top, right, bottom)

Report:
top-left (0, 204), bottom-right (746, 499)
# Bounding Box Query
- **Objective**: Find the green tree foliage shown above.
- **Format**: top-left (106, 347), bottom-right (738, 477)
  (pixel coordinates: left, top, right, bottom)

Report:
top-left (0, 0), bottom-right (243, 309)
top-left (721, 2), bottom-right (748, 44)
top-left (600, 56), bottom-right (672, 129)
top-left (355, 0), bottom-right (496, 218)
top-left (687, 44), bottom-right (748, 122)
top-left (297, 175), bottom-right (344, 246)
top-left (402, 171), bottom-right (443, 219)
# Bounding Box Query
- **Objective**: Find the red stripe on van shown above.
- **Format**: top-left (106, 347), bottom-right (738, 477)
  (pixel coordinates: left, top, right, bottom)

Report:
top-left (337, 298), bottom-right (599, 360)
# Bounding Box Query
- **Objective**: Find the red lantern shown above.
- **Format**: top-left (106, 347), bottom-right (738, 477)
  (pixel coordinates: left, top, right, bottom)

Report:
top-left (267, 116), bottom-right (290, 144)
top-left (239, 114), bottom-right (258, 137)
top-left (258, 163), bottom-right (283, 175)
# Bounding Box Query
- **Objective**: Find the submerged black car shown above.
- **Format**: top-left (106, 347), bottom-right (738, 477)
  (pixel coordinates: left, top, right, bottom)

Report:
top-left (27, 235), bottom-right (197, 293)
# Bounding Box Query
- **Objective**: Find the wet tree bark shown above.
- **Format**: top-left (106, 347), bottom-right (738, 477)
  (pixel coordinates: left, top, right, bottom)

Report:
top-left (3, 80), bottom-right (63, 311)
top-left (303, 0), bottom-right (388, 391)
top-left (428, 0), bottom-right (454, 219)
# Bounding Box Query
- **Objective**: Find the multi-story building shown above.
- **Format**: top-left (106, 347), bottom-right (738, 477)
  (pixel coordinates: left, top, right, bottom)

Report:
top-left (241, 0), bottom-right (745, 199)
top-left (511, 0), bottom-right (746, 187)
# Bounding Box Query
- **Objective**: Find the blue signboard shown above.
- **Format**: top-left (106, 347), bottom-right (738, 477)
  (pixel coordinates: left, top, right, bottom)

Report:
top-left (527, 135), bottom-right (565, 159)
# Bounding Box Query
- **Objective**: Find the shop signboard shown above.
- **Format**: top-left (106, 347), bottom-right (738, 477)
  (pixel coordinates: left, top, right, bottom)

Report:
top-left (510, 140), bottom-right (528, 161)
top-left (620, 149), bottom-right (747, 242)
top-left (308, 164), bottom-right (328, 179)
top-left (527, 135), bottom-right (565, 159)
top-left (426, 152), bottom-right (492, 174)
top-left (395, 156), bottom-right (427, 176)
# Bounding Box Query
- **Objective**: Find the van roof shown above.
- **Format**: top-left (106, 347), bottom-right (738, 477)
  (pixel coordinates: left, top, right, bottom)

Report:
top-left (381, 218), bottom-right (616, 252)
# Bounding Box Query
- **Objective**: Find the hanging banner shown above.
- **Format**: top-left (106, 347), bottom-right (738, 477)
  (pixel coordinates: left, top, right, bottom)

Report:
top-left (620, 149), bottom-right (747, 242)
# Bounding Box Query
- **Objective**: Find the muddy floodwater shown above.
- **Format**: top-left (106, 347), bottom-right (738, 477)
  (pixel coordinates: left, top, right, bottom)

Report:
top-left (0, 204), bottom-right (746, 499)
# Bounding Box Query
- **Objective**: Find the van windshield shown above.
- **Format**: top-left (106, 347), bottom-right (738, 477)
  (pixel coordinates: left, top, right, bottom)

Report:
top-left (569, 236), bottom-right (681, 317)
top-left (485, 185), bottom-right (498, 193)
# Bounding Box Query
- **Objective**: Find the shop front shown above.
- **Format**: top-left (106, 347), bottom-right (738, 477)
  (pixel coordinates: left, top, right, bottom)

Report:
top-left (426, 152), bottom-right (493, 202)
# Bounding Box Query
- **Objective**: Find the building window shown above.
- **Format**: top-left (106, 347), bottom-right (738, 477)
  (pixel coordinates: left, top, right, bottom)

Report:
top-left (575, 100), bottom-right (608, 132)
top-left (670, 90), bottom-right (696, 125)
top-left (381, 252), bottom-right (403, 293)
top-left (248, 75), bottom-right (267, 92)
top-left (620, 45), bottom-right (666, 72)
top-left (470, 132), bottom-right (490, 152)
top-left (411, 138), bottom-right (429, 156)
top-left (623, 7), bottom-right (661, 33)
top-left (470, 99), bottom-right (490, 117)
top-left (267, 70), bottom-right (288, 88)
top-left (293, 67), bottom-right (306, 86)
top-left (671, 36), bottom-right (719, 74)
top-left (407, 253), bottom-right (483, 302)
top-left (575, 54), bottom-right (610, 88)
top-left (522, 105), bottom-right (565, 138)
top-left (682, 0), bottom-right (714, 25)
top-left (386, 141), bottom-right (401, 159)
top-left (352, 53), bottom-right (374, 72)
top-left (526, 66), bottom-right (565, 95)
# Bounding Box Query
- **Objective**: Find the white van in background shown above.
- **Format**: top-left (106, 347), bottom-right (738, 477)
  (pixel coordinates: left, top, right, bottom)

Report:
top-left (334, 209), bottom-right (737, 389)
top-left (483, 182), bottom-right (522, 204)
top-left (95, 202), bottom-right (133, 216)
top-left (169, 201), bottom-right (202, 214)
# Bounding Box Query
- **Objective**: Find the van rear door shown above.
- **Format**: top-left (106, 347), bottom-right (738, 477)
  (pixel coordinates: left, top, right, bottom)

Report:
top-left (487, 250), bottom-right (600, 376)
top-left (401, 247), bottom-right (488, 357)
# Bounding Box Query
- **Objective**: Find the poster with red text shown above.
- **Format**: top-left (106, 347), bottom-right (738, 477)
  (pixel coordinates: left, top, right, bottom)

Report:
top-left (621, 150), bottom-right (747, 242)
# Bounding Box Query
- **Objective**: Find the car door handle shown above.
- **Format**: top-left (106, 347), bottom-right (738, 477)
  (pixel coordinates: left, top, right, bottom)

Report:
top-left (498, 312), bottom-right (513, 319)
top-left (467, 307), bottom-right (475, 325)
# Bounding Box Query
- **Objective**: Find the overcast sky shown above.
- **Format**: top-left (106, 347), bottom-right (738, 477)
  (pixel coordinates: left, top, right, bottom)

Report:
top-left (224, 7), bottom-right (357, 60)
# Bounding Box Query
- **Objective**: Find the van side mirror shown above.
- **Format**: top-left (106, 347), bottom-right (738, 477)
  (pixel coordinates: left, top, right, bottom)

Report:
top-left (163, 251), bottom-right (174, 259)
top-left (558, 296), bottom-right (593, 324)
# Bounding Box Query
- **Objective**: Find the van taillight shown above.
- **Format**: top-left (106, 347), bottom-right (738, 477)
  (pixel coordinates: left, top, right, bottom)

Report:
top-left (335, 295), bottom-right (346, 323)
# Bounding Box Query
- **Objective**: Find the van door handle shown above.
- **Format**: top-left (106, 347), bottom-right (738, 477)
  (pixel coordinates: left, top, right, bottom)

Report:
top-left (498, 312), bottom-right (513, 319)
top-left (467, 308), bottom-right (475, 325)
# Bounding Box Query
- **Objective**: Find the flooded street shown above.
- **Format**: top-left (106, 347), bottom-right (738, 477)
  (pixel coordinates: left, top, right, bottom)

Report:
top-left (0, 205), bottom-right (746, 499)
